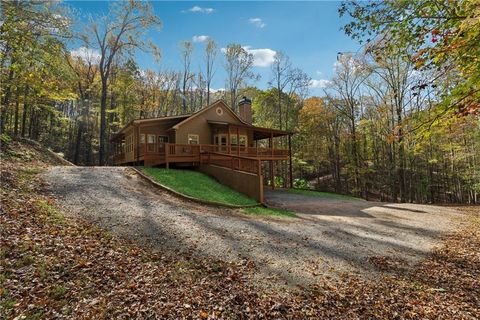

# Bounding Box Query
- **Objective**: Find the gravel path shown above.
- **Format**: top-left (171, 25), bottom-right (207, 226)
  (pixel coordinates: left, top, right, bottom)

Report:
top-left (43, 166), bottom-right (464, 288)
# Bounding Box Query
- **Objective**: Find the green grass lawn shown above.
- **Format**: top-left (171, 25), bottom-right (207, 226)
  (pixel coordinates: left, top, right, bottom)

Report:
top-left (141, 167), bottom-right (258, 206)
top-left (242, 206), bottom-right (296, 217)
top-left (286, 188), bottom-right (364, 201)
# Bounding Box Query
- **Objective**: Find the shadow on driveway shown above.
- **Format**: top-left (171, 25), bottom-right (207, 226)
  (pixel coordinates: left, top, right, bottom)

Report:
top-left (264, 189), bottom-right (431, 218)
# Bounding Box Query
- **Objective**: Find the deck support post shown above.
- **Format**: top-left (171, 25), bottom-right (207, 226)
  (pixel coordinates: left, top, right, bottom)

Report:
top-left (288, 134), bottom-right (293, 188)
top-left (269, 160), bottom-right (274, 190)
top-left (165, 143), bottom-right (169, 169)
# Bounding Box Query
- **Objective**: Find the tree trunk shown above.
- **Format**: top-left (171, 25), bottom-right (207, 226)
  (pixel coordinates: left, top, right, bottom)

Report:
top-left (1, 68), bottom-right (15, 133)
top-left (397, 107), bottom-right (406, 202)
top-left (21, 86), bottom-right (30, 137)
top-left (74, 120), bottom-right (83, 165)
top-left (14, 88), bottom-right (20, 136)
top-left (99, 78), bottom-right (108, 165)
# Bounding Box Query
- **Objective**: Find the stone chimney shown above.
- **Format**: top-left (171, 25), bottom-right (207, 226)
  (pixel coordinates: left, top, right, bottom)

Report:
top-left (238, 96), bottom-right (252, 124)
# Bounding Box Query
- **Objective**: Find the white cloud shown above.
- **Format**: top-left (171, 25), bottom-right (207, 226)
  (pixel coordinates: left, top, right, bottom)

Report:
top-left (249, 17), bottom-right (266, 28)
top-left (209, 88), bottom-right (225, 93)
top-left (185, 6), bottom-right (215, 14)
top-left (243, 46), bottom-right (276, 67)
top-left (309, 79), bottom-right (331, 89)
top-left (70, 46), bottom-right (100, 63)
top-left (192, 35), bottom-right (209, 43)
top-left (220, 45), bottom-right (276, 67)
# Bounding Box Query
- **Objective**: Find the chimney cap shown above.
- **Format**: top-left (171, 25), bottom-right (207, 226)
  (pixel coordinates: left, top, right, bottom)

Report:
top-left (238, 96), bottom-right (252, 105)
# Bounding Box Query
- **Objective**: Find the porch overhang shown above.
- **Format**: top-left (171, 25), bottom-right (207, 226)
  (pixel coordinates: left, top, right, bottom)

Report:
top-left (206, 121), bottom-right (292, 140)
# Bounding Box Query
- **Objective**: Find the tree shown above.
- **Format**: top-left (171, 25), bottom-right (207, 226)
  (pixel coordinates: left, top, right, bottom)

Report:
top-left (204, 39), bottom-right (217, 106)
top-left (0, 0), bottom-right (72, 134)
top-left (88, 0), bottom-right (161, 165)
top-left (223, 44), bottom-right (258, 110)
top-left (340, 0), bottom-right (480, 117)
top-left (269, 52), bottom-right (291, 131)
top-left (327, 53), bottom-right (369, 196)
top-left (67, 46), bottom-right (99, 165)
top-left (179, 40), bottom-right (193, 113)
top-left (298, 97), bottom-right (343, 191)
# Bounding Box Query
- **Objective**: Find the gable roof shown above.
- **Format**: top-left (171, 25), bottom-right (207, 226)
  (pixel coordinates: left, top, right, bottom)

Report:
top-left (112, 100), bottom-right (258, 141)
top-left (113, 114), bottom-right (191, 137)
top-left (170, 100), bottom-right (251, 130)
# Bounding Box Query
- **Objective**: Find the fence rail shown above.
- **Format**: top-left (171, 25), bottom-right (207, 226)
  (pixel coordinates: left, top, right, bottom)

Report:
top-left (113, 142), bottom-right (288, 165)
top-left (201, 152), bottom-right (261, 175)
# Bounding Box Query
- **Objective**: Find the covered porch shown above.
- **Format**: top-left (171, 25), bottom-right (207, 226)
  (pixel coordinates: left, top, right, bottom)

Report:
top-left (110, 123), bottom-right (294, 188)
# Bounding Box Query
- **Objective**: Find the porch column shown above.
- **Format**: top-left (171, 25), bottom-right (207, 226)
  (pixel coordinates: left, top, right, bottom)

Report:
top-left (227, 124), bottom-right (231, 154)
top-left (237, 126), bottom-right (240, 156)
top-left (288, 134), bottom-right (293, 188)
top-left (270, 132), bottom-right (273, 156)
top-left (270, 160), bottom-right (275, 190)
top-left (165, 143), bottom-right (169, 169)
top-left (135, 124), bottom-right (140, 166)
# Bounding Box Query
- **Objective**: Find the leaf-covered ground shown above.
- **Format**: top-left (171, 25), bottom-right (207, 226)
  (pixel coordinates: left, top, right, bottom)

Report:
top-left (1, 139), bottom-right (479, 319)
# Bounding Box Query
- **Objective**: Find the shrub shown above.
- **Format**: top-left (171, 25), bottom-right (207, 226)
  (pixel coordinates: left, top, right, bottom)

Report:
top-left (293, 178), bottom-right (309, 189)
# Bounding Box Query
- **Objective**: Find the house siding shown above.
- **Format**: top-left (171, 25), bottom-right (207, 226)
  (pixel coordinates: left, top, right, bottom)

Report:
top-left (175, 103), bottom-right (245, 145)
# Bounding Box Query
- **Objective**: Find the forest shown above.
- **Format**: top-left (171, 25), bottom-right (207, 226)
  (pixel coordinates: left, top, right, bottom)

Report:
top-left (1, 0), bottom-right (479, 204)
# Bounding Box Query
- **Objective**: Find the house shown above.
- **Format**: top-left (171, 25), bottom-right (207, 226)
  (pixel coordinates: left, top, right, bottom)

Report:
top-left (111, 98), bottom-right (292, 203)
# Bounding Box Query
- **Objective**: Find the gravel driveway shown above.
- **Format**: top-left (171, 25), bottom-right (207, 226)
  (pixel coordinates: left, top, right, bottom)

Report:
top-left (43, 166), bottom-right (464, 288)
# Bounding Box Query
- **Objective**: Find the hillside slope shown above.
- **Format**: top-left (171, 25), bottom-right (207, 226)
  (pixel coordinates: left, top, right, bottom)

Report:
top-left (1, 135), bottom-right (73, 167)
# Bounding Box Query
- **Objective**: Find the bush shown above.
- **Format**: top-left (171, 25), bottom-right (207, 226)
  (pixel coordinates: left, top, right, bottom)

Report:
top-left (267, 176), bottom-right (285, 188)
top-left (293, 178), bottom-right (309, 189)
top-left (0, 133), bottom-right (12, 145)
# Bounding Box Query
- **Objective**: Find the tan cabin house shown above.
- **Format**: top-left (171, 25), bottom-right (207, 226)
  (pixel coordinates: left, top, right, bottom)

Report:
top-left (110, 98), bottom-right (292, 203)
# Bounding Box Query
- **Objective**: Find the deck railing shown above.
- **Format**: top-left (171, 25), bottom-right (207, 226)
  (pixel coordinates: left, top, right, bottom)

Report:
top-left (116, 142), bottom-right (289, 165)
top-left (200, 152), bottom-right (261, 175)
top-left (139, 143), bottom-right (288, 158)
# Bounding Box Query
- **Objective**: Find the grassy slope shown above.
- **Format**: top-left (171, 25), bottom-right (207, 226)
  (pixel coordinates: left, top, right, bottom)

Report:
top-left (287, 188), bottom-right (364, 201)
top-left (141, 167), bottom-right (258, 206)
top-left (242, 206), bottom-right (296, 217)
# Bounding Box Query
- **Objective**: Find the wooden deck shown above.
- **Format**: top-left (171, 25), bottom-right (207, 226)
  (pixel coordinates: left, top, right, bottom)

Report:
top-left (112, 143), bottom-right (289, 175)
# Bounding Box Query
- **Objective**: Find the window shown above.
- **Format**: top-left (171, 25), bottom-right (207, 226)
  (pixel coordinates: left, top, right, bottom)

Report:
top-left (229, 134), bottom-right (247, 146)
top-left (188, 134), bottom-right (199, 145)
top-left (125, 134), bottom-right (133, 153)
top-left (140, 134), bottom-right (145, 144)
top-left (239, 135), bottom-right (247, 146)
top-left (158, 135), bottom-right (169, 143)
top-left (147, 134), bottom-right (156, 144)
top-left (214, 134), bottom-right (227, 145)
top-left (220, 135), bottom-right (227, 146)
top-left (230, 135), bottom-right (238, 146)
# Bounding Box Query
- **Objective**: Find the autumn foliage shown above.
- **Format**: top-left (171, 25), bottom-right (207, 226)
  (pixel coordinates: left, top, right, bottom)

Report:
top-left (1, 138), bottom-right (479, 319)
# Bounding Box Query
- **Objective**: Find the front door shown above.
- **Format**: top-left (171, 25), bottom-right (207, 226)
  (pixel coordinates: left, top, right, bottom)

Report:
top-left (158, 135), bottom-right (168, 153)
top-left (214, 134), bottom-right (228, 153)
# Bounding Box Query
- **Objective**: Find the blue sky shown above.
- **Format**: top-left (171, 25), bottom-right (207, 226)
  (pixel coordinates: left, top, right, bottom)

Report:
top-left (67, 1), bottom-right (360, 96)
